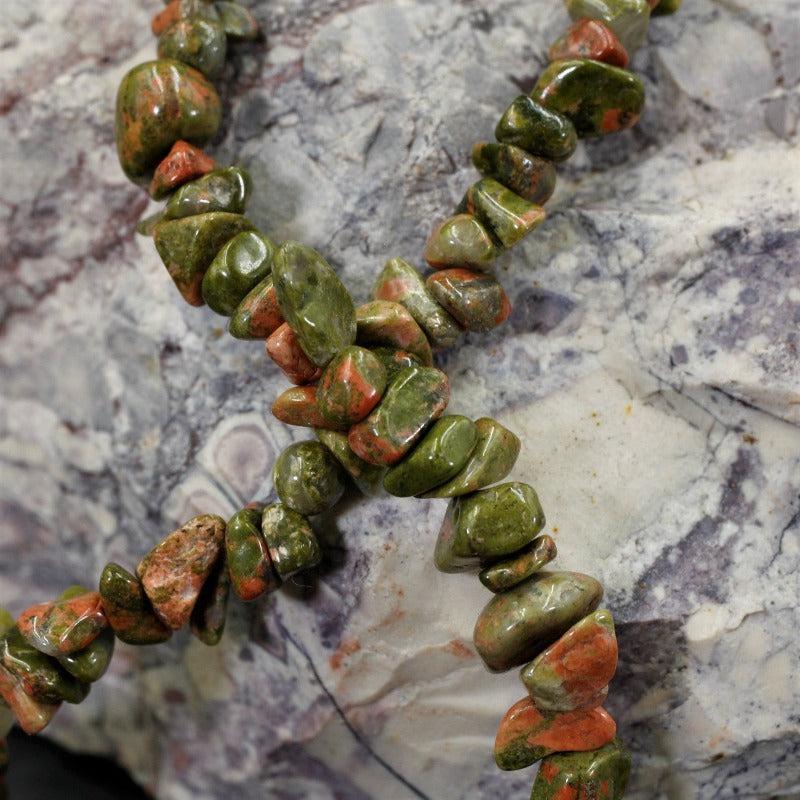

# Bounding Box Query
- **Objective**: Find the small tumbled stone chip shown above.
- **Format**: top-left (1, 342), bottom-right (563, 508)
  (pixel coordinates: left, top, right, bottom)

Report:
top-left (273, 386), bottom-right (338, 429)
top-left (522, 608), bottom-right (618, 713)
top-left (116, 59), bottom-right (222, 183)
top-left (530, 738), bottom-right (632, 800)
top-left (473, 571), bottom-right (603, 672)
top-left (201, 229), bottom-right (275, 316)
top-left (229, 275), bottom-right (284, 339)
top-left (0, 661), bottom-right (60, 735)
top-left (532, 59), bottom-right (645, 138)
top-left (434, 482), bottom-right (544, 572)
top-left (426, 268), bottom-right (511, 332)
top-left (317, 346), bottom-right (388, 427)
top-left (494, 695), bottom-right (616, 770)
top-left (424, 214), bottom-right (498, 271)
top-left (355, 301), bottom-right (433, 366)
top-left (495, 96), bottom-right (578, 162)
top-left (368, 348), bottom-right (422, 383)
top-left (383, 416), bottom-right (477, 497)
top-left (349, 366), bottom-right (450, 467)
top-left (98, 563), bottom-right (172, 645)
top-left (273, 441), bottom-right (346, 516)
top-left (157, 17), bottom-right (227, 79)
top-left (564, 0), bottom-right (650, 53)
top-left (190, 551), bottom-right (231, 646)
top-left (225, 508), bottom-right (281, 602)
top-left (154, 212), bottom-right (255, 306)
top-left (373, 258), bottom-right (462, 350)
top-left (272, 242), bottom-right (357, 368)
top-left (472, 142), bottom-right (557, 205)
top-left (262, 503), bottom-right (322, 578)
top-left (164, 166), bottom-right (252, 220)
top-left (149, 140), bottom-right (216, 199)
top-left (17, 590), bottom-right (107, 657)
top-left (479, 535), bottom-right (557, 593)
top-left (422, 417), bottom-right (520, 498)
top-left (548, 18), bottom-right (630, 68)
top-left (56, 628), bottom-right (115, 684)
top-left (137, 514), bottom-right (226, 630)
top-left (315, 429), bottom-right (386, 496)
top-left (266, 322), bottom-right (323, 385)
top-left (458, 178), bottom-right (545, 249)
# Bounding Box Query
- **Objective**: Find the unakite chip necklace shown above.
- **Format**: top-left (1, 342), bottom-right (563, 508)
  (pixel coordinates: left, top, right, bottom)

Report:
top-left (0, 1), bottom-right (682, 798)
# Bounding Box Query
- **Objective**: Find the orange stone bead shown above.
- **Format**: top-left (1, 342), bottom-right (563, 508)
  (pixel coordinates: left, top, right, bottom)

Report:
top-left (266, 324), bottom-right (323, 385)
top-left (149, 140), bottom-right (217, 200)
top-left (272, 386), bottom-right (343, 430)
top-left (549, 19), bottom-right (630, 69)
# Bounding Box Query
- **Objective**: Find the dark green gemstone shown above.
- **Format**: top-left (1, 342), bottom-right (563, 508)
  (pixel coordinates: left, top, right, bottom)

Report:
top-left (115, 59), bottom-right (221, 183)
top-left (0, 628), bottom-right (89, 704)
top-left (367, 348), bottom-right (422, 383)
top-left (532, 59), bottom-right (645, 138)
top-left (383, 416), bottom-right (477, 497)
top-left (272, 242), bottom-right (357, 367)
top-left (457, 178), bottom-right (545, 249)
top-left (434, 482), bottom-right (544, 572)
top-left (201, 230), bottom-right (275, 315)
top-left (530, 739), bottom-right (632, 800)
top-left (164, 167), bottom-right (251, 220)
top-left (473, 571), bottom-right (603, 672)
top-left (479, 535), bottom-right (557, 593)
top-left (273, 441), bottom-right (347, 515)
top-left (426, 268), bottom-right (511, 332)
top-left (422, 417), bottom-right (520, 498)
top-left (355, 301), bottom-right (433, 367)
top-left (472, 142), bottom-right (556, 205)
top-left (154, 212), bottom-right (254, 306)
top-left (315, 429), bottom-right (386, 496)
top-left (495, 96), bottom-right (577, 162)
top-left (56, 628), bottom-right (115, 683)
top-left (189, 551), bottom-right (230, 646)
top-left (261, 503), bottom-right (322, 578)
top-left (424, 214), bottom-right (498, 270)
top-left (565, 0), bottom-right (650, 52)
top-left (373, 258), bottom-right (462, 350)
top-left (214, 1), bottom-right (260, 38)
top-left (157, 17), bottom-right (227, 79)
top-left (225, 508), bottom-right (281, 602)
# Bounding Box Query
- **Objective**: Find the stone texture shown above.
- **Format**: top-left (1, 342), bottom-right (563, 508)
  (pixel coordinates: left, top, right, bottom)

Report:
top-left (0, 1), bottom-right (798, 798)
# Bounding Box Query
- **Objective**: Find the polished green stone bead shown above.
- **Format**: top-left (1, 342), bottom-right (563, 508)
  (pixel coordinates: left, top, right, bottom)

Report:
top-left (368, 348), bottom-right (422, 383)
top-left (424, 214), bottom-right (498, 271)
top-left (164, 167), bottom-right (251, 220)
top-left (473, 571), bottom-right (603, 672)
top-left (373, 258), bottom-right (462, 350)
top-left (115, 60), bottom-right (221, 183)
top-left (434, 481), bottom-right (544, 572)
top-left (348, 367), bottom-right (450, 467)
top-left (157, 16), bottom-right (227, 79)
top-left (532, 59), bottom-right (645, 138)
top-left (472, 142), bottom-right (557, 205)
top-left (356, 300), bottom-right (433, 367)
top-left (272, 242), bottom-right (357, 367)
top-left (457, 178), bottom-right (545, 249)
top-left (565, 0), bottom-right (650, 52)
top-left (0, 610), bottom-right (13, 638)
top-left (200, 229), bottom-right (275, 315)
top-left (154, 212), bottom-right (254, 306)
top-left (273, 441), bottom-right (347, 516)
top-left (225, 508), bottom-right (281, 602)
top-left (315, 429), bottom-right (386, 496)
top-left (530, 739), bottom-right (632, 800)
top-left (422, 417), bottom-right (520, 498)
top-left (495, 96), bottom-right (578, 163)
top-left (317, 346), bottom-right (388, 426)
top-left (98, 563), bottom-right (172, 645)
top-left (56, 628), bottom-right (115, 683)
top-left (261, 503), bottom-right (322, 578)
top-left (228, 275), bottom-right (284, 339)
top-left (651, 0), bottom-right (681, 15)
top-left (214, 1), bottom-right (260, 38)
top-left (0, 628), bottom-right (89, 704)
top-left (383, 416), bottom-right (477, 497)
top-left (426, 268), bottom-right (511, 332)
top-left (479, 535), bottom-right (557, 592)
top-left (189, 551), bottom-right (230, 646)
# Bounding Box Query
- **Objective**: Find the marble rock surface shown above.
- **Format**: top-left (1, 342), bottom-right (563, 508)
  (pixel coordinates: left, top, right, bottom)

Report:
top-left (1, 0), bottom-right (799, 798)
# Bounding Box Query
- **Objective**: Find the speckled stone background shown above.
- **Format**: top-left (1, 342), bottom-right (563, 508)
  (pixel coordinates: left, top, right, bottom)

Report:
top-left (1, 1), bottom-right (799, 798)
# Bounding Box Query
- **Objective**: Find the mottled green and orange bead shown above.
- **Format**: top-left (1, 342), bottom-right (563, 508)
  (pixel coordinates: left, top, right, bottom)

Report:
top-left (317, 346), bottom-right (388, 427)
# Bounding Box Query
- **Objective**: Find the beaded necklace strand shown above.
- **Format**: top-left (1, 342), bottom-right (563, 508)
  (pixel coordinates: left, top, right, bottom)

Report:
top-left (0, 1), bottom-right (681, 797)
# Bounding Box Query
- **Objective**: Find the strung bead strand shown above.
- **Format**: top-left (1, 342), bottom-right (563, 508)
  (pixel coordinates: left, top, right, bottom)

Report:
top-left (0, 1), bottom-right (680, 798)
